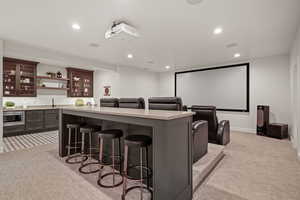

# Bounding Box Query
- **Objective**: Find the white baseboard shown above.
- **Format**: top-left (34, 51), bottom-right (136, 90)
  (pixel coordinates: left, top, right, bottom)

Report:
top-left (231, 127), bottom-right (256, 134)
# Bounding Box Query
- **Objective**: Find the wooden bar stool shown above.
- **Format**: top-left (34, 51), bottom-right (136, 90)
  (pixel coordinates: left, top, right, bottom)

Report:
top-left (78, 125), bottom-right (102, 174)
top-left (97, 129), bottom-right (124, 188)
top-left (65, 124), bottom-right (87, 164)
top-left (122, 135), bottom-right (152, 200)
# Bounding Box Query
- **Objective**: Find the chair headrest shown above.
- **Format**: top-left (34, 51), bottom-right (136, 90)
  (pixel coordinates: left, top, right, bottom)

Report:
top-left (100, 98), bottom-right (119, 107)
top-left (148, 97), bottom-right (182, 104)
top-left (119, 98), bottom-right (145, 109)
top-left (191, 105), bottom-right (216, 111)
top-left (148, 97), bottom-right (183, 111)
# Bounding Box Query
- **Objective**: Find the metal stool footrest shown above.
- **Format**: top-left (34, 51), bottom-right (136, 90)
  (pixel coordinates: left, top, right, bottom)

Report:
top-left (122, 185), bottom-right (153, 200)
top-left (97, 170), bottom-right (124, 188)
top-left (98, 154), bottom-right (123, 188)
top-left (79, 161), bottom-right (100, 174)
top-left (66, 154), bottom-right (88, 164)
top-left (78, 148), bottom-right (100, 174)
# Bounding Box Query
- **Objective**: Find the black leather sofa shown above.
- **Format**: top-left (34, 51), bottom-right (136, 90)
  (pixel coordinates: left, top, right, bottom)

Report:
top-left (191, 105), bottom-right (230, 145)
top-left (149, 97), bottom-right (208, 163)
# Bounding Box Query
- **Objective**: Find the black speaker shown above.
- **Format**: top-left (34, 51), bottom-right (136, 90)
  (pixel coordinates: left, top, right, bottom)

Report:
top-left (257, 105), bottom-right (270, 136)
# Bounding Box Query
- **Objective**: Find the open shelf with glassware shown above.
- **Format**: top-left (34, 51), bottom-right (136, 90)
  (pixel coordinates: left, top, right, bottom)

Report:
top-left (37, 76), bottom-right (70, 91)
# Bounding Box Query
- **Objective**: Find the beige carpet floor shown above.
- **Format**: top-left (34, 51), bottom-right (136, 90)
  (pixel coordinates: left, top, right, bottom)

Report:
top-left (193, 132), bottom-right (300, 200)
top-left (0, 131), bottom-right (299, 200)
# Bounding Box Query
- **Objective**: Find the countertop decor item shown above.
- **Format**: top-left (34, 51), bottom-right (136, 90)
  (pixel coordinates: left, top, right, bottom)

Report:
top-left (5, 101), bottom-right (15, 108)
top-left (75, 99), bottom-right (84, 106)
top-left (57, 71), bottom-right (62, 78)
top-left (46, 72), bottom-right (56, 78)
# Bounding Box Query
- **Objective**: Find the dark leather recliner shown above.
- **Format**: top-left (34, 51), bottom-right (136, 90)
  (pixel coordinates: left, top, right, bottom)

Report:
top-left (148, 97), bottom-right (183, 111)
top-left (119, 98), bottom-right (145, 109)
top-left (100, 98), bottom-right (119, 107)
top-left (148, 97), bottom-right (208, 162)
top-left (192, 120), bottom-right (208, 163)
top-left (191, 106), bottom-right (230, 145)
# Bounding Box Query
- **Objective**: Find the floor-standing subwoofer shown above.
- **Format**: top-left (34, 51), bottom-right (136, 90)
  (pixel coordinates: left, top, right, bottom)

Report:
top-left (257, 105), bottom-right (269, 136)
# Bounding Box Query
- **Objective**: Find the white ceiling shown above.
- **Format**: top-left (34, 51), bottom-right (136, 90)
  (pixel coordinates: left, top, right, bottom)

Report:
top-left (0, 0), bottom-right (300, 71)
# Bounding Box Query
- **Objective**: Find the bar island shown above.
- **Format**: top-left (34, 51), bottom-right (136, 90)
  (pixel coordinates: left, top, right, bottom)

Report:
top-left (59, 106), bottom-right (194, 200)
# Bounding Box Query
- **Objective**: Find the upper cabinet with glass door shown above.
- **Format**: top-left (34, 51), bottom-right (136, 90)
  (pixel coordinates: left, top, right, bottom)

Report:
top-left (3, 57), bottom-right (38, 97)
top-left (67, 67), bottom-right (93, 97)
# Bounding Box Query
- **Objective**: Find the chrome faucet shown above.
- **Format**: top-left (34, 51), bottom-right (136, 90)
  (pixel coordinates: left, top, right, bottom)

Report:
top-left (52, 98), bottom-right (55, 107)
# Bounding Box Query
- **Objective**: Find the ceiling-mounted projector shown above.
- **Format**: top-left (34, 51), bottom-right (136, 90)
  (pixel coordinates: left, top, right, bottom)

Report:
top-left (105, 21), bottom-right (140, 39)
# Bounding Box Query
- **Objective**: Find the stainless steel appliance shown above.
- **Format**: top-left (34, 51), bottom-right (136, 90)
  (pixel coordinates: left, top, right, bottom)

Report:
top-left (3, 111), bottom-right (25, 127)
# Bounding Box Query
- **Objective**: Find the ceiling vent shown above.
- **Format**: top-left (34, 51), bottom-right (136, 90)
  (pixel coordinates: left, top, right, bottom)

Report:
top-left (105, 21), bottom-right (140, 40)
top-left (186, 0), bottom-right (204, 5)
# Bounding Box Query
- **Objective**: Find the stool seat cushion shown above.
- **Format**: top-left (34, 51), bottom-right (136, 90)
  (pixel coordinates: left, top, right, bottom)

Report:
top-left (97, 129), bottom-right (123, 139)
top-left (80, 125), bottom-right (102, 133)
top-left (125, 135), bottom-right (152, 147)
top-left (66, 124), bottom-right (80, 129)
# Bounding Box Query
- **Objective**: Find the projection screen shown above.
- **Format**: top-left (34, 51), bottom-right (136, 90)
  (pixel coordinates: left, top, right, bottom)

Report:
top-left (175, 63), bottom-right (249, 112)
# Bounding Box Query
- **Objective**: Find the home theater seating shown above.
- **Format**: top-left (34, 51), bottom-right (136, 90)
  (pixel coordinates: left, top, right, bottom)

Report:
top-left (191, 105), bottom-right (230, 145)
top-left (100, 97), bottom-right (230, 163)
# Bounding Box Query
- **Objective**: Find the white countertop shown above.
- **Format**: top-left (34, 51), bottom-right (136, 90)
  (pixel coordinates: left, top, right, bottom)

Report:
top-left (62, 106), bottom-right (194, 120)
top-left (3, 105), bottom-right (68, 111)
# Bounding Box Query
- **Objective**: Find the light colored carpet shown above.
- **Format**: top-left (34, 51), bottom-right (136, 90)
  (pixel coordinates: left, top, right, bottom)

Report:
top-left (0, 131), bottom-right (299, 200)
top-left (0, 134), bottom-right (223, 200)
top-left (3, 131), bottom-right (58, 152)
top-left (193, 143), bottom-right (224, 191)
top-left (193, 132), bottom-right (300, 200)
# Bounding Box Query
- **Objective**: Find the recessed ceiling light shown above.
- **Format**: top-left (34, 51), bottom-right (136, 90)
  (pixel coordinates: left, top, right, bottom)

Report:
top-left (165, 65), bottom-right (171, 69)
top-left (127, 54), bottom-right (133, 59)
top-left (72, 23), bottom-right (81, 30)
top-left (234, 53), bottom-right (241, 58)
top-left (213, 27), bottom-right (223, 35)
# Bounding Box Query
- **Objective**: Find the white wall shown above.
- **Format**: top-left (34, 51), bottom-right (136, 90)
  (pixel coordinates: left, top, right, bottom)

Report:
top-left (159, 55), bottom-right (291, 133)
top-left (2, 40), bottom-right (159, 107)
top-left (3, 63), bottom-right (94, 106)
top-left (290, 26), bottom-right (300, 158)
top-left (0, 40), bottom-right (3, 152)
top-left (94, 66), bottom-right (160, 107)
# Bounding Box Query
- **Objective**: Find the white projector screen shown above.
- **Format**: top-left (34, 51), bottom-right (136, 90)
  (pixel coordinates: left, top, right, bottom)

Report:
top-left (175, 63), bottom-right (249, 112)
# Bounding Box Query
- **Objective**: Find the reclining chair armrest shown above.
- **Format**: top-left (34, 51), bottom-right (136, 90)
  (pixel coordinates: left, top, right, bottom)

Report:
top-left (217, 120), bottom-right (230, 145)
top-left (182, 105), bottom-right (188, 111)
top-left (192, 120), bottom-right (208, 163)
top-left (192, 120), bottom-right (205, 131)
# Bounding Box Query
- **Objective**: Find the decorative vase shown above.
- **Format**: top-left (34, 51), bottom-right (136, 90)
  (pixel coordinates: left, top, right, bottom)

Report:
top-left (57, 71), bottom-right (62, 78)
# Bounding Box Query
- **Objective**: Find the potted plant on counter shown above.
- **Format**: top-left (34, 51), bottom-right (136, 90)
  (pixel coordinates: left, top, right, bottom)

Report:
top-left (4, 101), bottom-right (15, 109)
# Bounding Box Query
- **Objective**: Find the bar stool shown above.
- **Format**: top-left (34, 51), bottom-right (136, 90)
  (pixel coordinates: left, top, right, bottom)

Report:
top-left (97, 129), bottom-right (124, 188)
top-left (122, 135), bottom-right (152, 200)
top-left (78, 125), bottom-right (102, 174)
top-left (65, 124), bottom-right (87, 164)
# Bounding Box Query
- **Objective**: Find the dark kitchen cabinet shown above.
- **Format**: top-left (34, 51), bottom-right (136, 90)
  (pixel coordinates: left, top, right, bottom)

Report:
top-left (26, 110), bottom-right (44, 130)
top-left (3, 125), bottom-right (25, 137)
top-left (44, 109), bottom-right (59, 129)
top-left (3, 109), bottom-right (59, 137)
top-left (3, 57), bottom-right (38, 97)
top-left (67, 67), bottom-right (93, 97)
